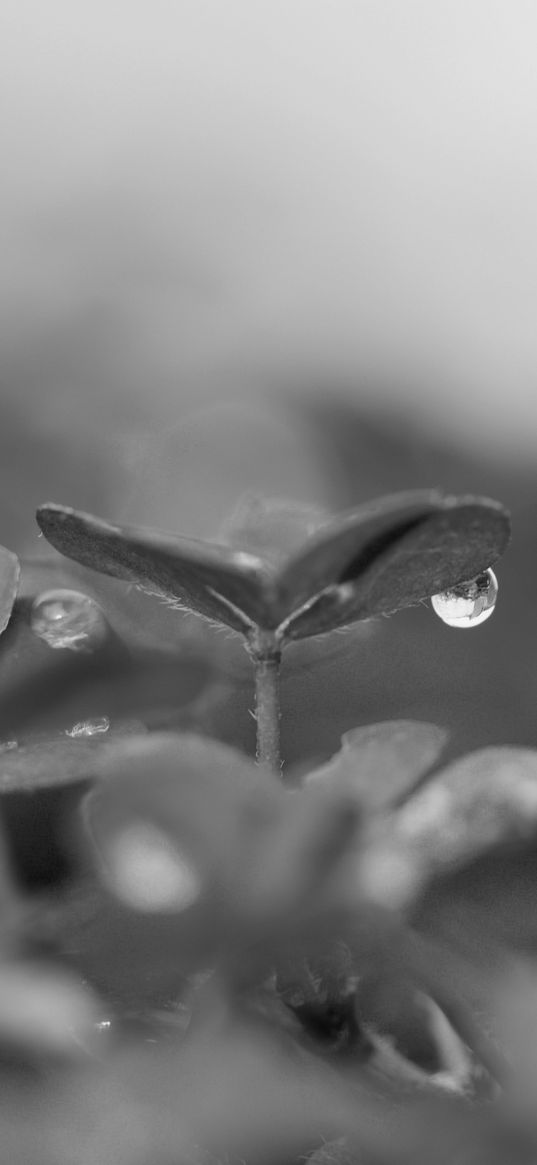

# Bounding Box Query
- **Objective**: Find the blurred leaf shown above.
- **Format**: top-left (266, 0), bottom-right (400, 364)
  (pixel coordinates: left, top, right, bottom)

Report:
top-left (73, 736), bottom-right (372, 999)
top-left (0, 961), bottom-right (100, 1061)
top-left (0, 730), bottom-right (145, 794)
top-left (275, 905), bottom-right (415, 1046)
top-left (82, 733), bottom-right (280, 888)
top-left (67, 734), bottom-right (283, 995)
top-left (414, 842), bottom-right (537, 958)
top-left (239, 783), bottom-right (362, 947)
top-left (489, 957), bottom-right (537, 1115)
top-left (0, 545), bottom-right (20, 637)
top-left (0, 726), bottom-right (148, 890)
top-left (395, 747), bottom-right (537, 885)
top-left (129, 1017), bottom-right (457, 1165)
top-left (355, 974), bottom-right (442, 1071)
top-left (0, 808), bottom-right (18, 925)
top-left (304, 721), bottom-right (447, 813)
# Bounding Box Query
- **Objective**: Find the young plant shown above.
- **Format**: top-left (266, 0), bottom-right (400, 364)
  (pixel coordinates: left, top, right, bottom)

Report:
top-left (35, 490), bottom-right (509, 771)
top-left (3, 487), bottom-right (536, 1165)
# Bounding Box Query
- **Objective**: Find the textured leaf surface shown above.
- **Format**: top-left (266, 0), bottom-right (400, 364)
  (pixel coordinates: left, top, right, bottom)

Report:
top-left (282, 494), bottom-right (510, 637)
top-left (276, 491), bottom-right (441, 621)
top-left (0, 545), bottom-right (20, 636)
top-left (305, 721), bottom-right (447, 813)
top-left (36, 504), bottom-right (272, 631)
top-left (37, 492), bottom-right (510, 639)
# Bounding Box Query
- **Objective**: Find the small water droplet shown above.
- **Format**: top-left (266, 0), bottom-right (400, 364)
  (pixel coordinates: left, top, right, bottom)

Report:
top-left (431, 569), bottom-right (498, 628)
top-left (65, 717), bottom-right (110, 738)
top-left (0, 740), bottom-right (18, 753)
top-left (30, 589), bottom-right (108, 651)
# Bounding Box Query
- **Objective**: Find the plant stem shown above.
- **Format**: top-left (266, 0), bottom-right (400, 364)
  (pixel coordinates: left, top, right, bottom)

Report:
top-left (250, 634), bottom-right (282, 774)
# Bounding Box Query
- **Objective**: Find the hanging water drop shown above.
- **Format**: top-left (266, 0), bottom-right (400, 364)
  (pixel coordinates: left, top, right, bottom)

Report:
top-left (30, 589), bottom-right (108, 651)
top-left (65, 716), bottom-right (110, 738)
top-left (431, 569), bottom-right (498, 628)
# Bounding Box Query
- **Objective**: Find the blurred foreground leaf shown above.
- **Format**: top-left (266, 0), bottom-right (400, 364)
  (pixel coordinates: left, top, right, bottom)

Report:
top-left (0, 961), bottom-right (100, 1061)
top-left (393, 747), bottom-right (537, 907)
top-left (304, 720), bottom-right (447, 813)
top-left (0, 731), bottom-right (145, 794)
top-left (64, 734), bottom-right (282, 995)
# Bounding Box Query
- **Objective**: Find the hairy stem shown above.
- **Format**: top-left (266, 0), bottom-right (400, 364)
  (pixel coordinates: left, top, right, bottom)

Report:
top-left (250, 634), bottom-right (282, 774)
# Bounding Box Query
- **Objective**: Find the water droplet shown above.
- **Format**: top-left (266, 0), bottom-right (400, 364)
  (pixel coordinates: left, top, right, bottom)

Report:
top-left (65, 717), bottom-right (110, 738)
top-left (30, 589), bottom-right (108, 651)
top-left (431, 569), bottom-right (498, 628)
top-left (0, 740), bottom-right (18, 753)
top-left (104, 822), bottom-right (201, 913)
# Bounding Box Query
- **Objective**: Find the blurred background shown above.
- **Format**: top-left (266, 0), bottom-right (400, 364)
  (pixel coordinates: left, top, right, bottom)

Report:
top-left (2, 0), bottom-right (537, 763)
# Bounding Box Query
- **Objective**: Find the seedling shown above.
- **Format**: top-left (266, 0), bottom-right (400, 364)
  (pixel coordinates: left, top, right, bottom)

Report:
top-left (35, 489), bottom-right (509, 771)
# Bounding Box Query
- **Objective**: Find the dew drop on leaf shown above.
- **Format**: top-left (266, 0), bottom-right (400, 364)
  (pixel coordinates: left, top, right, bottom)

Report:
top-left (65, 716), bottom-right (110, 738)
top-left (30, 589), bottom-right (109, 651)
top-left (430, 569), bottom-right (498, 628)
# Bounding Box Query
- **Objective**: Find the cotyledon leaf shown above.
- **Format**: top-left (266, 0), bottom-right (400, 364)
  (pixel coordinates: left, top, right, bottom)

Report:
top-left (36, 505), bottom-right (273, 632)
top-left (274, 491), bottom-right (442, 622)
top-left (283, 494), bottom-right (510, 638)
top-left (36, 493), bottom-right (510, 641)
